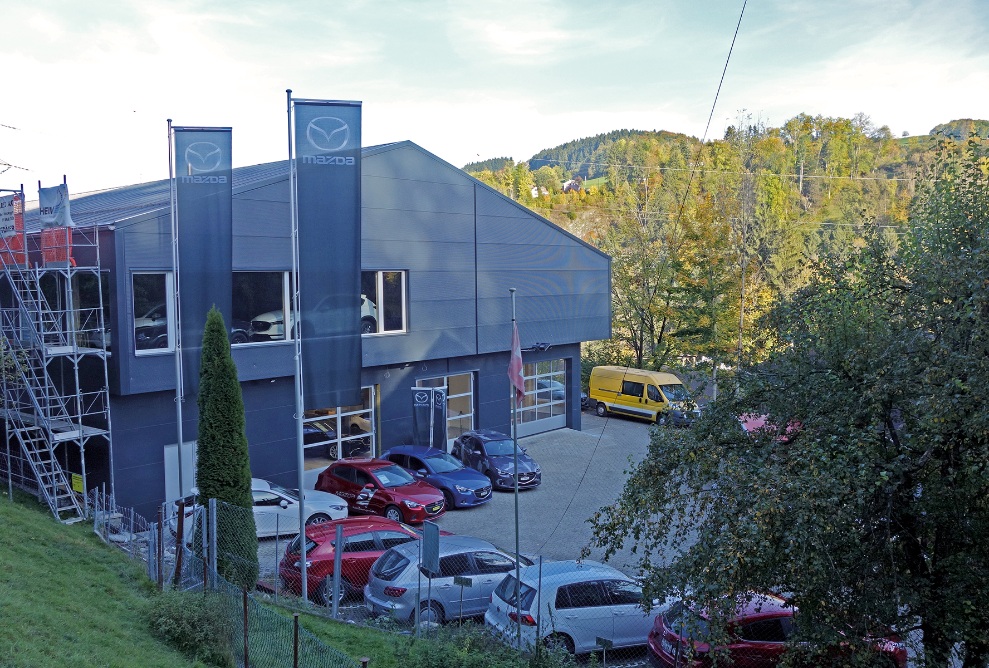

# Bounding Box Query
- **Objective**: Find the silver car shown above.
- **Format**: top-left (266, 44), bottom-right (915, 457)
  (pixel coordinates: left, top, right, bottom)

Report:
top-left (364, 535), bottom-right (532, 625)
top-left (485, 559), bottom-right (660, 655)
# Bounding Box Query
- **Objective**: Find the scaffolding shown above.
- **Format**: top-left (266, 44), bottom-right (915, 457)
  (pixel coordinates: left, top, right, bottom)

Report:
top-left (1, 188), bottom-right (114, 522)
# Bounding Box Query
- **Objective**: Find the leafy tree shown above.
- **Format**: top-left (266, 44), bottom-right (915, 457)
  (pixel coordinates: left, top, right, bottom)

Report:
top-left (196, 307), bottom-right (258, 590)
top-left (587, 139), bottom-right (989, 666)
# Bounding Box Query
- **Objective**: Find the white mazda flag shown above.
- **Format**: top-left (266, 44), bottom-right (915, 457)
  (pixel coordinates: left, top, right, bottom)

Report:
top-left (38, 184), bottom-right (74, 228)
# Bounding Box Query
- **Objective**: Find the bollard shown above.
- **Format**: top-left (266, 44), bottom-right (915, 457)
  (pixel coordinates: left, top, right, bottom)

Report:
top-left (360, 658), bottom-right (370, 668)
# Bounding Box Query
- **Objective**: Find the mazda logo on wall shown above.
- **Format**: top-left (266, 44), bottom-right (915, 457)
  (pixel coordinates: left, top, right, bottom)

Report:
top-left (307, 117), bottom-right (350, 152)
top-left (185, 142), bottom-right (223, 173)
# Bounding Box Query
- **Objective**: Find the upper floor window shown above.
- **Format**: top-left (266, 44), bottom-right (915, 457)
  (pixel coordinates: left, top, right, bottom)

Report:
top-left (361, 270), bottom-right (406, 335)
top-left (133, 272), bottom-right (174, 354)
top-left (233, 271), bottom-right (291, 344)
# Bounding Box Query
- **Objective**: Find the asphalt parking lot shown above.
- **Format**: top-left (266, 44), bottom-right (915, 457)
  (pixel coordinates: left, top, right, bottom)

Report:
top-left (432, 410), bottom-right (655, 574)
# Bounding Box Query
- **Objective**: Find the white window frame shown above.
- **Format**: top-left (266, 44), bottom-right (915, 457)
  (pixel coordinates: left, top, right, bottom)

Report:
top-left (133, 271), bottom-right (175, 356)
top-left (233, 270), bottom-right (292, 345)
top-left (363, 270), bottom-right (407, 335)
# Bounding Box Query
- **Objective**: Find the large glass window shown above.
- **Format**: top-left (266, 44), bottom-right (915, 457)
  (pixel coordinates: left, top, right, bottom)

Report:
top-left (234, 272), bottom-right (290, 344)
top-left (361, 270), bottom-right (406, 335)
top-left (417, 373), bottom-right (474, 445)
top-left (519, 359), bottom-right (567, 424)
top-left (302, 386), bottom-right (376, 464)
top-left (133, 272), bottom-right (174, 354)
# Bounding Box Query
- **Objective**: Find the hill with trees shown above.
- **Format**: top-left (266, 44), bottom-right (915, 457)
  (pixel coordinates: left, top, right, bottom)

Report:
top-left (467, 115), bottom-right (988, 379)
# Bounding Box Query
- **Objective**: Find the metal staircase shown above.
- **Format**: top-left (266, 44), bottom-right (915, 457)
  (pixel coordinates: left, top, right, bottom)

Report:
top-left (1, 220), bottom-right (113, 523)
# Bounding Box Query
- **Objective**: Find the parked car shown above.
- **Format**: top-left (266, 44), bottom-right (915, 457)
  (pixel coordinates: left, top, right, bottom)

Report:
top-left (251, 478), bottom-right (348, 538)
top-left (230, 318), bottom-right (251, 345)
top-left (134, 302), bottom-right (169, 349)
top-left (278, 516), bottom-right (421, 606)
top-left (249, 294), bottom-right (378, 341)
top-left (314, 458), bottom-right (445, 524)
top-left (365, 535), bottom-right (532, 624)
top-left (380, 445), bottom-right (493, 509)
top-left (303, 419), bottom-right (367, 458)
top-left (647, 593), bottom-right (907, 667)
top-left (485, 559), bottom-right (659, 654)
top-left (451, 429), bottom-right (541, 491)
top-left (535, 379), bottom-right (566, 401)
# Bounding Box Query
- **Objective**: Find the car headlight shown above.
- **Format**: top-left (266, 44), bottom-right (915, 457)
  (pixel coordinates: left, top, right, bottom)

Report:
top-left (454, 485), bottom-right (470, 493)
top-left (330, 505), bottom-right (346, 512)
top-left (402, 499), bottom-right (422, 509)
top-left (496, 468), bottom-right (511, 476)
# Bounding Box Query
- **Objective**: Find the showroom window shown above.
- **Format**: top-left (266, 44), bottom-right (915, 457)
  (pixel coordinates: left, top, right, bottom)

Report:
top-left (132, 272), bottom-right (174, 354)
top-left (302, 386), bottom-right (376, 462)
top-left (518, 359), bottom-right (567, 424)
top-left (417, 373), bottom-right (474, 445)
top-left (233, 271), bottom-right (290, 344)
top-left (361, 270), bottom-right (406, 335)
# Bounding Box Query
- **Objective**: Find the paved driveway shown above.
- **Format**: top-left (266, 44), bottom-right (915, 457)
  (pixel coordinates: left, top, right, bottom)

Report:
top-left (433, 411), bottom-right (655, 574)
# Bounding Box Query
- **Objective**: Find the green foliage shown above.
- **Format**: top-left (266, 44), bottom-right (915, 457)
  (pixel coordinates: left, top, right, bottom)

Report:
top-left (587, 139), bottom-right (989, 666)
top-left (196, 306), bottom-right (258, 588)
top-left (464, 157), bottom-right (514, 172)
top-left (397, 622), bottom-right (576, 668)
top-left (147, 590), bottom-right (237, 667)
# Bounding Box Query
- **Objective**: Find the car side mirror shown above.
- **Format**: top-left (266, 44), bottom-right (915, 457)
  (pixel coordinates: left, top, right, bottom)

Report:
top-left (279, 499), bottom-right (289, 509)
top-left (417, 469), bottom-right (427, 477)
top-left (363, 482), bottom-right (376, 490)
top-left (473, 448), bottom-right (482, 455)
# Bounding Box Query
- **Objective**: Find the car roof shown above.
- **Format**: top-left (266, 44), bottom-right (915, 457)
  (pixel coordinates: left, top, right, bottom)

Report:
top-left (382, 445), bottom-right (448, 458)
top-left (389, 534), bottom-right (501, 557)
top-left (516, 560), bottom-right (628, 587)
top-left (329, 458), bottom-right (394, 470)
top-left (303, 516), bottom-right (414, 539)
top-left (730, 593), bottom-right (792, 620)
top-left (463, 429), bottom-right (512, 442)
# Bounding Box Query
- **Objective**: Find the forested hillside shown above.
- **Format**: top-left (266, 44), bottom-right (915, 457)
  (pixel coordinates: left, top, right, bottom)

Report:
top-left (467, 115), bottom-right (988, 377)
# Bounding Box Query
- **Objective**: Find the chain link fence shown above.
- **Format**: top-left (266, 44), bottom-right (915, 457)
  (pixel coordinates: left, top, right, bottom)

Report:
top-left (89, 490), bottom-right (359, 668)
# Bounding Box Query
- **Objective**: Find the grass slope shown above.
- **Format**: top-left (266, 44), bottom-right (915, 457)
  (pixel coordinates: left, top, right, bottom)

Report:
top-left (0, 493), bottom-right (193, 667)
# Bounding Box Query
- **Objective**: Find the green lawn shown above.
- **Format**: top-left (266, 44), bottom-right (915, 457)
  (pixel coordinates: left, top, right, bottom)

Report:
top-left (0, 492), bottom-right (400, 668)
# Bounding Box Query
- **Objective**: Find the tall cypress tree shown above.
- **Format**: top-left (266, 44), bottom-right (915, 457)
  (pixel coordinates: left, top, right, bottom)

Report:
top-left (196, 306), bottom-right (258, 589)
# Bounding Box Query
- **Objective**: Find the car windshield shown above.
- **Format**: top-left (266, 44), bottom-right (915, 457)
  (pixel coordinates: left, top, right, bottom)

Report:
top-left (660, 384), bottom-right (691, 402)
top-left (664, 601), bottom-right (710, 640)
top-left (483, 439), bottom-right (517, 456)
top-left (374, 465), bottom-right (415, 488)
top-left (265, 481), bottom-right (297, 502)
top-left (425, 452), bottom-right (463, 473)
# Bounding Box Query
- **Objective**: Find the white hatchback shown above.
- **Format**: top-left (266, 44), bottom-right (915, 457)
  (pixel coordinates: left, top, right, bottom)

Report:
top-left (251, 478), bottom-right (348, 538)
top-left (485, 560), bottom-right (659, 655)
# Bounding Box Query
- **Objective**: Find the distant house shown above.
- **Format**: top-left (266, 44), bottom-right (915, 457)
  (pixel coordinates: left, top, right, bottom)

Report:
top-left (562, 179), bottom-right (583, 194)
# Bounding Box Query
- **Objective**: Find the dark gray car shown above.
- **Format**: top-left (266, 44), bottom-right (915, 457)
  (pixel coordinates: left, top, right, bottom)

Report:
top-left (451, 429), bottom-right (541, 491)
top-left (364, 534), bottom-right (532, 624)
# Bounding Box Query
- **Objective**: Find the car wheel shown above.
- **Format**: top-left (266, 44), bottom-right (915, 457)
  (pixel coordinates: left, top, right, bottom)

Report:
top-left (305, 512), bottom-right (331, 526)
top-left (361, 317), bottom-right (376, 335)
top-left (442, 489), bottom-right (455, 510)
top-left (595, 402), bottom-right (608, 417)
top-left (384, 505), bottom-right (403, 523)
top-left (417, 600), bottom-right (443, 626)
top-left (656, 412), bottom-right (668, 426)
top-left (544, 633), bottom-right (575, 655)
top-left (317, 577), bottom-right (350, 607)
top-left (230, 332), bottom-right (249, 345)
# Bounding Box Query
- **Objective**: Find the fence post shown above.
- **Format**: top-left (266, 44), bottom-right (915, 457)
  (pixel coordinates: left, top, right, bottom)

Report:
top-left (332, 523), bottom-right (344, 619)
top-left (156, 508), bottom-right (164, 591)
top-left (293, 613), bottom-right (299, 668)
top-left (243, 588), bottom-right (250, 668)
top-left (274, 515), bottom-right (280, 604)
top-left (360, 658), bottom-right (370, 668)
top-left (129, 508), bottom-right (136, 560)
top-left (209, 498), bottom-right (218, 577)
top-left (172, 500), bottom-right (185, 588)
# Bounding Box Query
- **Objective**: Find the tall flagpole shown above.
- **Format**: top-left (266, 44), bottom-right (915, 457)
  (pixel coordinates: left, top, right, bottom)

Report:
top-left (167, 119), bottom-right (185, 499)
top-left (510, 287), bottom-right (521, 647)
top-left (287, 90), bottom-right (309, 603)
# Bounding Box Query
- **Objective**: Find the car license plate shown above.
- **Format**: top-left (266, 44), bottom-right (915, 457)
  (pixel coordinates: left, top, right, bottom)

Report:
top-left (661, 636), bottom-right (675, 655)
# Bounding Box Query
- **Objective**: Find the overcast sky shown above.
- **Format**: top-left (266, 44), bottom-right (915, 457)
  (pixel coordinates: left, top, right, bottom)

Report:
top-left (2, 0), bottom-right (987, 195)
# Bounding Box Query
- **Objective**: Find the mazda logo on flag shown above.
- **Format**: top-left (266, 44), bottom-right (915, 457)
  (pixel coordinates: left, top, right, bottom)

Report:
top-left (415, 392), bottom-right (429, 404)
top-left (307, 117), bottom-right (350, 152)
top-left (185, 142), bottom-right (223, 173)
top-left (434, 392), bottom-right (446, 407)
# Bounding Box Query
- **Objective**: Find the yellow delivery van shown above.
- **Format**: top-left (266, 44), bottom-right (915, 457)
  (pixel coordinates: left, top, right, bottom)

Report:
top-left (587, 365), bottom-right (699, 426)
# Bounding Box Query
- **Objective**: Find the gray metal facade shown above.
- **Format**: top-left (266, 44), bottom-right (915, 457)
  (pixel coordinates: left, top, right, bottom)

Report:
top-left (44, 142), bottom-right (610, 518)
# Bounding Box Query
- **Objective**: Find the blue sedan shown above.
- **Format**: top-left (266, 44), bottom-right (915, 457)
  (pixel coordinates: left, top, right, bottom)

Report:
top-left (380, 445), bottom-right (493, 509)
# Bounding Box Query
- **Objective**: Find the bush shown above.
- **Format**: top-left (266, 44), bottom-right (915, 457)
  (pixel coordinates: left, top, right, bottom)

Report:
top-left (396, 622), bottom-right (577, 668)
top-left (147, 589), bottom-right (237, 668)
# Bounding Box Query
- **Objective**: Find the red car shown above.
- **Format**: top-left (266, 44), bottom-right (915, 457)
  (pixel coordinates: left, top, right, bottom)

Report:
top-left (315, 458), bottom-right (445, 524)
top-left (278, 516), bottom-right (421, 605)
top-left (647, 593), bottom-right (906, 668)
